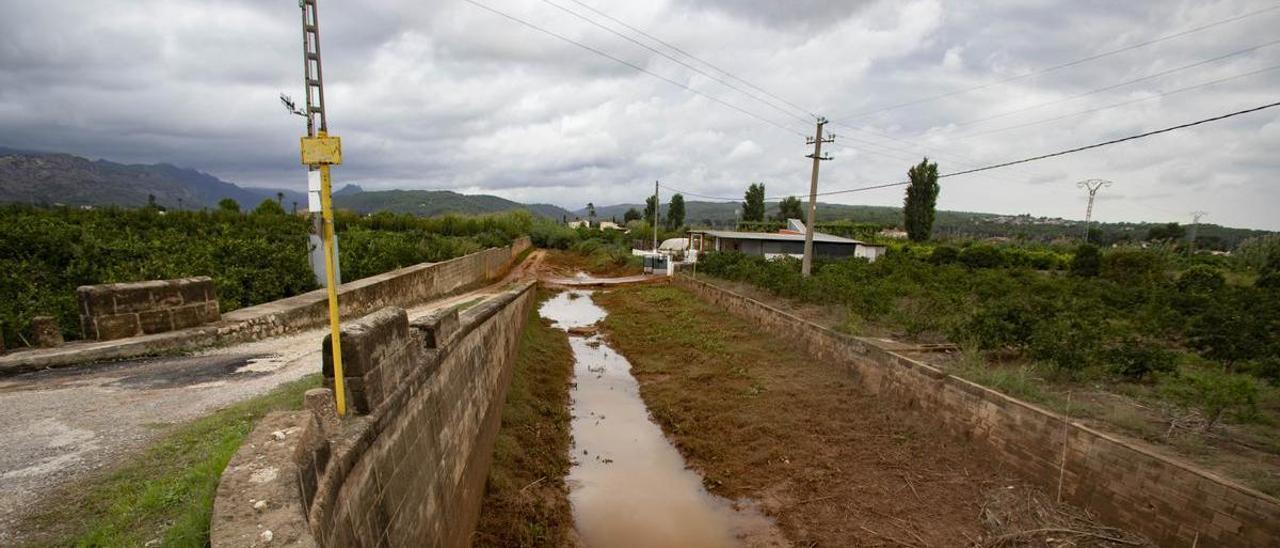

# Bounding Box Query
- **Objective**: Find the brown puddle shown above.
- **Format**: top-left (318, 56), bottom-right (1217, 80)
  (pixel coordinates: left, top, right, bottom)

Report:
top-left (540, 291), bottom-right (786, 548)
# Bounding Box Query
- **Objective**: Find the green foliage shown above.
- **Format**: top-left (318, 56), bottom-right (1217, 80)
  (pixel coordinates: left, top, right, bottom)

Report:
top-left (1163, 367), bottom-right (1258, 430)
top-left (1177, 265), bottom-right (1226, 294)
top-left (1070, 244), bottom-right (1101, 277)
top-left (903, 157), bottom-right (940, 242)
top-left (1103, 337), bottom-right (1178, 381)
top-left (1187, 289), bottom-right (1279, 367)
top-left (1235, 234), bottom-right (1280, 271)
top-left (1146, 222), bottom-right (1186, 242)
top-left (623, 207), bottom-right (642, 223)
top-left (958, 244), bottom-right (1003, 269)
top-left (775, 196), bottom-right (803, 221)
top-left (643, 195), bottom-right (658, 225)
top-left (741, 183), bottom-right (766, 222)
top-left (929, 245), bottom-right (959, 265)
top-left (1100, 248), bottom-right (1166, 286)
top-left (252, 198), bottom-right (286, 216)
top-left (0, 205), bottom-right (528, 347)
top-left (666, 193), bottom-right (685, 229)
top-left (1028, 308), bottom-right (1104, 374)
top-left (217, 198), bottom-right (239, 212)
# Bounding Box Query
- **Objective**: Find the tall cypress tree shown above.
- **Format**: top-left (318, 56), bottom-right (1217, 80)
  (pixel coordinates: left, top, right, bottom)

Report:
top-left (741, 183), bottom-right (766, 222)
top-left (666, 193), bottom-right (685, 229)
top-left (903, 158), bottom-right (940, 242)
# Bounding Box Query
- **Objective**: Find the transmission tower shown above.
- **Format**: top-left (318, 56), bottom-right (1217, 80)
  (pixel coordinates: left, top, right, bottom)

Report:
top-left (1188, 210), bottom-right (1208, 253)
top-left (801, 117), bottom-right (834, 277)
top-left (1076, 179), bottom-right (1112, 243)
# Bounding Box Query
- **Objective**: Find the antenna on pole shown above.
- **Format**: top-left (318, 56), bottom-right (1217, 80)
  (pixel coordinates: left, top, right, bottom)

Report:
top-left (1076, 178), bottom-right (1112, 244)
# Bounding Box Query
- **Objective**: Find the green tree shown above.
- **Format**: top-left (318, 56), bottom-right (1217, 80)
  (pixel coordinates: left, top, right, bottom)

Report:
top-left (254, 198), bottom-right (287, 216)
top-left (586, 202), bottom-right (596, 219)
top-left (775, 196), bottom-right (803, 221)
top-left (903, 157), bottom-right (940, 242)
top-left (623, 208), bottom-right (641, 223)
top-left (643, 195), bottom-right (658, 225)
top-left (741, 183), bottom-right (765, 222)
top-left (218, 198), bottom-right (240, 213)
top-left (666, 193), bottom-right (685, 229)
top-left (1146, 222), bottom-right (1185, 242)
top-left (1070, 244), bottom-right (1101, 277)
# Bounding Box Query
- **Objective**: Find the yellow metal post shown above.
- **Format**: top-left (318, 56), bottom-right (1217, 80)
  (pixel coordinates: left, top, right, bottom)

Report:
top-left (303, 131), bottom-right (346, 416)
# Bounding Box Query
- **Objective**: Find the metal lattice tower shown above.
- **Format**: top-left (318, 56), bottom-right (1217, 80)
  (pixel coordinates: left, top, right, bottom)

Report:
top-left (1076, 179), bottom-right (1112, 242)
top-left (300, 0), bottom-right (328, 137)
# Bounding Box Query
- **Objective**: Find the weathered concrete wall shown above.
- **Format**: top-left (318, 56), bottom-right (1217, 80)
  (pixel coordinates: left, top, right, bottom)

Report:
top-left (77, 276), bottom-right (220, 340)
top-left (0, 237), bottom-right (531, 373)
top-left (211, 280), bottom-right (535, 547)
top-left (675, 275), bottom-right (1280, 548)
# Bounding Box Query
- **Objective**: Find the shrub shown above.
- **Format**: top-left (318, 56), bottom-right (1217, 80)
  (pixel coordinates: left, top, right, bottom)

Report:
top-left (1162, 367), bottom-right (1259, 430)
top-left (1070, 244), bottom-right (1100, 277)
top-left (929, 245), bottom-right (959, 265)
top-left (1176, 265), bottom-right (1225, 294)
top-left (958, 244), bottom-right (1003, 269)
top-left (1027, 309), bottom-right (1105, 374)
top-left (1101, 249), bottom-right (1166, 286)
top-left (1102, 337), bottom-right (1178, 381)
top-left (958, 296), bottom-right (1052, 350)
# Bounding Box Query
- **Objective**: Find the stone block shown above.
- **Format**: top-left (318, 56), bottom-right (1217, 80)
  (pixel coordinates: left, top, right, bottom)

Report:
top-left (31, 316), bottom-right (64, 347)
top-left (95, 313), bottom-right (142, 340)
top-left (169, 303), bottom-right (206, 330)
top-left (322, 307), bottom-right (409, 378)
top-left (111, 282), bottom-right (162, 314)
top-left (76, 285), bottom-right (116, 316)
top-left (137, 309), bottom-right (172, 334)
top-left (410, 307), bottom-right (459, 349)
top-left (205, 300), bottom-right (221, 322)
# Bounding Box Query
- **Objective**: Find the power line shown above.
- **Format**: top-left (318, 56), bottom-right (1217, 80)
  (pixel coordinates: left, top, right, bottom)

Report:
top-left (674, 99), bottom-right (1280, 203)
top-left (831, 4), bottom-right (1280, 123)
top-left (462, 0), bottom-right (808, 137)
top-left (948, 38), bottom-right (1280, 130)
top-left (561, 0), bottom-right (817, 118)
top-left (540, 0), bottom-right (813, 125)
top-left (950, 63), bottom-right (1280, 141)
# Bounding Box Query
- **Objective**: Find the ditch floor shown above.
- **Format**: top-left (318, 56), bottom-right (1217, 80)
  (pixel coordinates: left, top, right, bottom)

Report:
top-left (591, 284), bottom-right (1150, 547)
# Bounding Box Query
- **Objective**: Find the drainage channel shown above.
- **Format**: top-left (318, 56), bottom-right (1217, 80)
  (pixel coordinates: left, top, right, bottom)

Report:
top-left (539, 290), bottom-right (784, 547)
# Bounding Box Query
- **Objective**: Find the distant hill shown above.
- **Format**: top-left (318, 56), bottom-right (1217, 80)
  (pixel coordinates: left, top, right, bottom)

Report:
top-left (0, 147), bottom-right (302, 210)
top-left (331, 188), bottom-right (570, 219)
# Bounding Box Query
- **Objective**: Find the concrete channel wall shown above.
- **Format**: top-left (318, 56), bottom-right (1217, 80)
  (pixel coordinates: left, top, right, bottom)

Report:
top-left (0, 237), bottom-right (530, 373)
top-left (210, 281), bottom-right (535, 547)
top-left (675, 275), bottom-right (1279, 548)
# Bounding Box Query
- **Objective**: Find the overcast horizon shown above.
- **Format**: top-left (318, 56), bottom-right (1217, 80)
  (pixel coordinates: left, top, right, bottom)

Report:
top-left (2, 0), bottom-right (1278, 230)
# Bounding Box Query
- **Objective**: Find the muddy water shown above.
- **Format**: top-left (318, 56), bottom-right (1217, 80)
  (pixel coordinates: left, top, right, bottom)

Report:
top-left (540, 291), bottom-right (784, 548)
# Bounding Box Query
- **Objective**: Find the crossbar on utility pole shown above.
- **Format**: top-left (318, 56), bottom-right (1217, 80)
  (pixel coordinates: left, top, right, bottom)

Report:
top-left (802, 117), bottom-right (834, 277)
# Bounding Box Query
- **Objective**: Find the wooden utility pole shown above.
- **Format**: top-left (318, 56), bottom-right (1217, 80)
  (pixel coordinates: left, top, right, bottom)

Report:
top-left (801, 117), bottom-right (834, 277)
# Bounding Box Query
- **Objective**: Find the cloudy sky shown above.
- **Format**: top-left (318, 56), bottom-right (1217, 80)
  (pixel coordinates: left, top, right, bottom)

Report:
top-left (2, 0), bottom-right (1278, 229)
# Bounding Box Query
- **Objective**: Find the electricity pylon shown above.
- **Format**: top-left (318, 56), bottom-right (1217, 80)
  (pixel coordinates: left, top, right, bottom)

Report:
top-left (1077, 179), bottom-right (1112, 244)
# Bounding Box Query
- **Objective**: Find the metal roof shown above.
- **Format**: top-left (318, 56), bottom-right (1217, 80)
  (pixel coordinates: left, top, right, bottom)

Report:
top-left (689, 229), bottom-right (880, 246)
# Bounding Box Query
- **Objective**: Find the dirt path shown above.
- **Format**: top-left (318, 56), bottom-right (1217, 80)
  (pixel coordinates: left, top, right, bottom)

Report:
top-left (0, 256), bottom-right (539, 544)
top-left (594, 284), bottom-right (1150, 547)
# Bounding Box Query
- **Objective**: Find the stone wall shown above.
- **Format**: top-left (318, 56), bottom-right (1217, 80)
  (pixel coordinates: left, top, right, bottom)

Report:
top-left (77, 276), bottom-right (220, 340)
top-left (675, 275), bottom-right (1280, 547)
top-left (211, 280), bottom-right (536, 547)
top-left (0, 237), bottom-right (531, 373)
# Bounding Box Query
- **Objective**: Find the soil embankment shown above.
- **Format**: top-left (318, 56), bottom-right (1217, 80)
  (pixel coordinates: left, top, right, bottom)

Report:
top-left (595, 284), bottom-right (1150, 547)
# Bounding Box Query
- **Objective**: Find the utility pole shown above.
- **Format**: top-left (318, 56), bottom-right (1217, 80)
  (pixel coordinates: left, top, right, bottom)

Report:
top-left (652, 180), bottom-right (660, 251)
top-left (801, 117), bottom-right (834, 277)
top-left (284, 0), bottom-right (348, 416)
top-left (1076, 179), bottom-right (1112, 244)
top-left (1188, 210), bottom-right (1208, 254)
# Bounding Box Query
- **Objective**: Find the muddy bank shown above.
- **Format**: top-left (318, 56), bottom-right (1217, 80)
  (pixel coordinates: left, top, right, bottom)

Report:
top-left (595, 285), bottom-right (1150, 547)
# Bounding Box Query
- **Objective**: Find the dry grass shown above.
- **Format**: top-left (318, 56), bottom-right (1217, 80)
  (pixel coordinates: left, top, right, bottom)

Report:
top-left (594, 284), bottom-right (1144, 547)
top-left (472, 290), bottom-right (576, 547)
